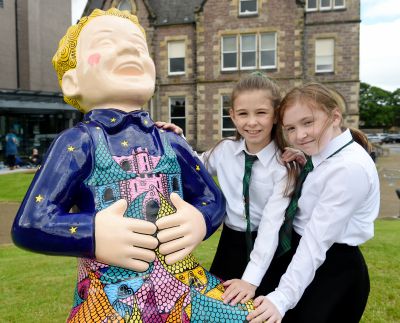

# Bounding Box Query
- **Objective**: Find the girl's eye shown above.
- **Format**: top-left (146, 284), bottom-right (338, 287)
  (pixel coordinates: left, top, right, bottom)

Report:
top-left (304, 120), bottom-right (313, 126)
top-left (285, 127), bottom-right (295, 133)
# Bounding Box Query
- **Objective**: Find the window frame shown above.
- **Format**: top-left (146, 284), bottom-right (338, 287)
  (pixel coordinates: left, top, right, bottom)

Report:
top-left (221, 95), bottom-right (236, 138)
top-left (319, 0), bottom-right (332, 11)
top-left (259, 32), bottom-right (277, 69)
top-left (221, 35), bottom-right (238, 71)
top-left (239, 0), bottom-right (258, 16)
top-left (168, 41), bottom-right (186, 76)
top-left (333, 0), bottom-right (345, 9)
top-left (315, 38), bottom-right (335, 73)
top-left (169, 97), bottom-right (186, 135)
top-left (240, 34), bottom-right (257, 70)
top-left (305, 0), bottom-right (318, 12)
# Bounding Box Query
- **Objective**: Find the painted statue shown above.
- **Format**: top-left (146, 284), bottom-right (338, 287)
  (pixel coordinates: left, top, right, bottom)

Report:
top-left (11, 8), bottom-right (254, 322)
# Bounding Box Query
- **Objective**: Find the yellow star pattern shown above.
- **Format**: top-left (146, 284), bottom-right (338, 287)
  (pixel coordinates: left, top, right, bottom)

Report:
top-left (121, 140), bottom-right (128, 147)
top-left (84, 121), bottom-right (90, 124)
top-left (143, 119), bottom-right (148, 125)
top-left (202, 202), bottom-right (207, 206)
top-left (195, 165), bottom-right (200, 171)
top-left (67, 145), bottom-right (75, 152)
top-left (160, 129), bottom-right (164, 133)
top-left (35, 194), bottom-right (44, 203)
top-left (69, 226), bottom-right (78, 234)
top-left (110, 117), bottom-right (117, 123)
top-left (96, 127), bottom-right (101, 130)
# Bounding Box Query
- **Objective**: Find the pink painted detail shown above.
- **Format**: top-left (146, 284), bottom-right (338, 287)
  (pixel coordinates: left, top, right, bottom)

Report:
top-left (136, 258), bottom-right (190, 313)
top-left (88, 53), bottom-right (101, 66)
top-left (113, 147), bottom-right (161, 174)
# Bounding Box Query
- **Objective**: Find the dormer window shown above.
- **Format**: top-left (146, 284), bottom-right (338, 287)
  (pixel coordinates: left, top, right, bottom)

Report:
top-left (239, 0), bottom-right (258, 16)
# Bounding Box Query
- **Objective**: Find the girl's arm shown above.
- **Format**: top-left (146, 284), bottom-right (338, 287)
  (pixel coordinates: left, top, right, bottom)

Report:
top-left (263, 161), bottom-right (372, 317)
top-left (222, 165), bottom-right (290, 305)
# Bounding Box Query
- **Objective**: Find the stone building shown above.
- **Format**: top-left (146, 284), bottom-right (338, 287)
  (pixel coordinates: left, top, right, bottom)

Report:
top-left (92, 0), bottom-right (360, 151)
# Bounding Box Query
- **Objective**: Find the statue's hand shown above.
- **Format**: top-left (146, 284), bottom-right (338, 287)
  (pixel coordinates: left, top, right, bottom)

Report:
top-left (156, 193), bottom-right (206, 265)
top-left (95, 199), bottom-right (158, 272)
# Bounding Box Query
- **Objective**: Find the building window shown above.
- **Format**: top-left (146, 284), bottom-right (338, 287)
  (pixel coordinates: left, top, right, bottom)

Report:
top-left (118, 0), bottom-right (132, 11)
top-left (221, 95), bottom-right (236, 137)
top-left (260, 33), bottom-right (277, 68)
top-left (221, 32), bottom-right (276, 71)
top-left (168, 41), bottom-right (185, 75)
top-left (333, 0), bottom-right (345, 9)
top-left (0, 0), bottom-right (3, 8)
top-left (306, 0), bottom-right (318, 11)
top-left (320, 0), bottom-right (332, 11)
top-left (169, 97), bottom-right (186, 135)
top-left (306, 0), bottom-right (345, 11)
top-left (222, 36), bottom-right (238, 71)
top-left (240, 35), bottom-right (257, 69)
top-left (239, 0), bottom-right (258, 16)
top-left (315, 39), bottom-right (334, 73)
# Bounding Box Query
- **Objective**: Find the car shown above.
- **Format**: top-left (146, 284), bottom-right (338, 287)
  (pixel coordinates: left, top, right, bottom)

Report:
top-left (366, 134), bottom-right (383, 144)
top-left (382, 134), bottom-right (400, 143)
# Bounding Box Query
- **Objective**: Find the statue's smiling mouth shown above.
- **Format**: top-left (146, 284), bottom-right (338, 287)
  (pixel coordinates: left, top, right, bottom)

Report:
top-left (115, 62), bottom-right (143, 76)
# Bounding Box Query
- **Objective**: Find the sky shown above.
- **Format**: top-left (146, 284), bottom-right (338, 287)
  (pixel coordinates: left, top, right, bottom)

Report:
top-left (71, 0), bottom-right (400, 92)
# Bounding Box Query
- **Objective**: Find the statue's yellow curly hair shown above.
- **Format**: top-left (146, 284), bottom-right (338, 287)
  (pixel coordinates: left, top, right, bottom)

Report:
top-left (52, 8), bottom-right (145, 112)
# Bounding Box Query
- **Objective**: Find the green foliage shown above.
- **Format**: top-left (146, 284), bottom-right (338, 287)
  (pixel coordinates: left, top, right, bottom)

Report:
top-left (359, 82), bottom-right (400, 129)
top-left (0, 172), bottom-right (35, 202)
top-left (1, 220), bottom-right (399, 322)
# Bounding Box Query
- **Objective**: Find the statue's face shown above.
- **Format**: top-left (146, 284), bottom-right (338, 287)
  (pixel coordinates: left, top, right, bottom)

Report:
top-left (74, 15), bottom-right (156, 111)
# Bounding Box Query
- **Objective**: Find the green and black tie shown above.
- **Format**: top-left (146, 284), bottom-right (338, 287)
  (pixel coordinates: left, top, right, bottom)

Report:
top-left (276, 139), bottom-right (354, 257)
top-left (243, 151), bottom-right (258, 262)
top-left (276, 157), bottom-right (314, 257)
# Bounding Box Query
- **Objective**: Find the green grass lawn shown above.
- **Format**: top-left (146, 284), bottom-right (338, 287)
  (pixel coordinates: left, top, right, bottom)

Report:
top-left (0, 173), bottom-right (35, 202)
top-left (0, 220), bottom-right (399, 323)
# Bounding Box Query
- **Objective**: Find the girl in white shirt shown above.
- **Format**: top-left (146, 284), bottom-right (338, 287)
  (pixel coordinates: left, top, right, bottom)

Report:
top-left (157, 73), bottom-right (301, 304)
top-left (247, 83), bottom-right (380, 323)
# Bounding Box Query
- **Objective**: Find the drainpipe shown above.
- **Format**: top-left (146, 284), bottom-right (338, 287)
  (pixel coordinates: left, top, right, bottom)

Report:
top-left (15, 0), bottom-right (20, 88)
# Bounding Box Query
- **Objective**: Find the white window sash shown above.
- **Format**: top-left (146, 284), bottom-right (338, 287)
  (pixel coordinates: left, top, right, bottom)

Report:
top-left (315, 39), bottom-right (334, 72)
top-left (333, 0), bottom-right (345, 9)
top-left (221, 95), bottom-right (235, 137)
top-left (306, 0), bottom-right (318, 12)
top-left (239, 0), bottom-right (258, 16)
top-left (320, 0), bottom-right (332, 11)
top-left (221, 36), bottom-right (238, 71)
top-left (240, 34), bottom-right (257, 70)
top-left (169, 97), bottom-right (186, 133)
top-left (259, 33), bottom-right (277, 69)
top-left (168, 41), bottom-right (185, 75)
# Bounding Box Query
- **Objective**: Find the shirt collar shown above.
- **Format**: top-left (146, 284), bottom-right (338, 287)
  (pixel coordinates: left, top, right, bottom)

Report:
top-left (233, 138), bottom-right (278, 167)
top-left (312, 128), bottom-right (353, 168)
top-left (83, 109), bottom-right (153, 129)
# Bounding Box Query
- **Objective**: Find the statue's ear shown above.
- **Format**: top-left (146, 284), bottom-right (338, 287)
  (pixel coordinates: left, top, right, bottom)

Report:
top-left (61, 69), bottom-right (80, 99)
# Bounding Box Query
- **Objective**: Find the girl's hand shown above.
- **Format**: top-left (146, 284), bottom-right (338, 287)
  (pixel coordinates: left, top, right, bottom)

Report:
top-left (154, 121), bottom-right (183, 135)
top-left (247, 296), bottom-right (282, 323)
top-left (282, 147), bottom-right (307, 166)
top-left (221, 279), bottom-right (256, 306)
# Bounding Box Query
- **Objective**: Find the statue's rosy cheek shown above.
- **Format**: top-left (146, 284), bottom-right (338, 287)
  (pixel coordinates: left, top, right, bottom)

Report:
top-left (88, 53), bottom-right (101, 66)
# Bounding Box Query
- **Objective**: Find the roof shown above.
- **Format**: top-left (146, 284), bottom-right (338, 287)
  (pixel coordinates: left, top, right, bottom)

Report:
top-left (147, 0), bottom-right (203, 25)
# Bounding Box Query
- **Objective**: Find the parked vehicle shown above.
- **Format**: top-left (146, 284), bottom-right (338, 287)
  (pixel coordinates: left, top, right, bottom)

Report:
top-left (382, 134), bottom-right (400, 143)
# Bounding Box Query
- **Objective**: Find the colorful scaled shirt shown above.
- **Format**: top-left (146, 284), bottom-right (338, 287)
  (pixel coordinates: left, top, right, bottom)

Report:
top-left (12, 109), bottom-right (254, 322)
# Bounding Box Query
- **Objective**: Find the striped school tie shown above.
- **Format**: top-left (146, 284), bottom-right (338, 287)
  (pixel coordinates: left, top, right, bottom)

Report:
top-left (243, 151), bottom-right (258, 262)
top-left (276, 157), bottom-right (313, 257)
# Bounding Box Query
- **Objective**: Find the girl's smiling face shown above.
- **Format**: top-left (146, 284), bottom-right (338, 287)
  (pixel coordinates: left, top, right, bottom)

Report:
top-left (282, 101), bottom-right (342, 156)
top-left (230, 90), bottom-right (276, 154)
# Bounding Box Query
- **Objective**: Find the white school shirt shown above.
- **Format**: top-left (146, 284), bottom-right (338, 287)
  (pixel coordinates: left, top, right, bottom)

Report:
top-left (267, 129), bottom-right (380, 316)
top-left (199, 138), bottom-right (290, 286)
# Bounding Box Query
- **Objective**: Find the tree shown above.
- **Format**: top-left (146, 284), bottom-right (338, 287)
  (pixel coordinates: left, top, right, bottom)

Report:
top-left (359, 82), bottom-right (400, 129)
